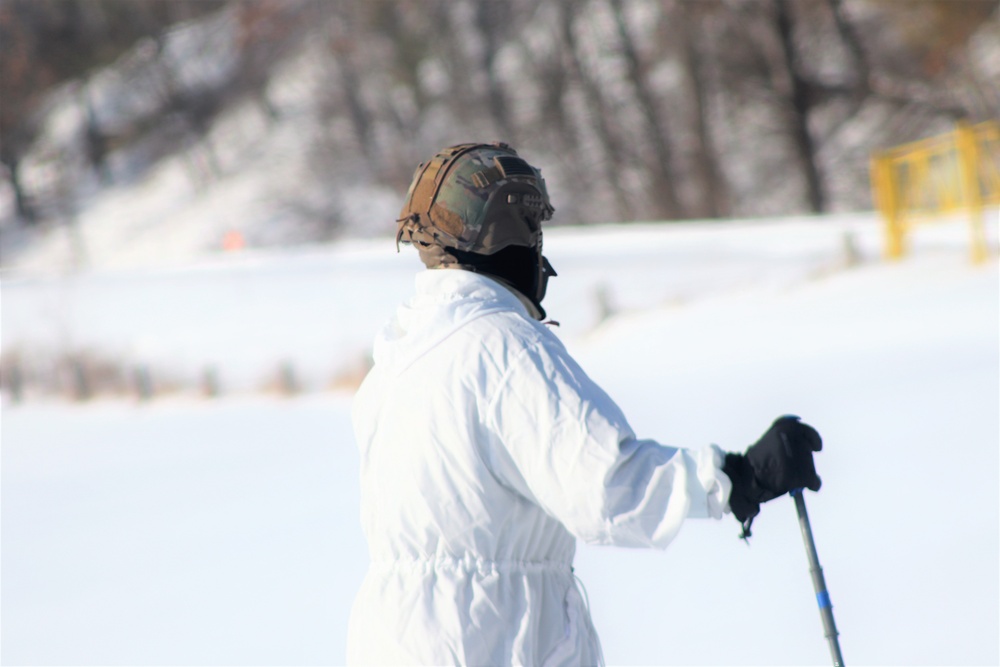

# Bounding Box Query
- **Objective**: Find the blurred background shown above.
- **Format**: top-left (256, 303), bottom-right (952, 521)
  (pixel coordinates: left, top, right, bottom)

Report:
top-left (1, 1), bottom-right (998, 665)
top-left (1, 0), bottom-right (997, 258)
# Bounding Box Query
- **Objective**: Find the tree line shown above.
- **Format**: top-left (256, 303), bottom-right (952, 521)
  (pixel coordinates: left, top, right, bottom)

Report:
top-left (1, 0), bottom-right (996, 235)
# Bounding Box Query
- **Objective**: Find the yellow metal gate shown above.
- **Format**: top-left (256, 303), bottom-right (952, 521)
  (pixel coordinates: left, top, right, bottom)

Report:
top-left (870, 120), bottom-right (999, 263)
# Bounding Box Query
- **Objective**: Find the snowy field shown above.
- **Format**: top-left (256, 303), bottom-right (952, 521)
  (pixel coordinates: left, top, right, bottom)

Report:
top-left (2, 214), bottom-right (998, 665)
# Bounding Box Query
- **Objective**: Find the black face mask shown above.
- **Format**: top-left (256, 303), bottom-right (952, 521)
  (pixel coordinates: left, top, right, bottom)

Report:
top-left (444, 245), bottom-right (557, 319)
top-left (537, 255), bottom-right (556, 304)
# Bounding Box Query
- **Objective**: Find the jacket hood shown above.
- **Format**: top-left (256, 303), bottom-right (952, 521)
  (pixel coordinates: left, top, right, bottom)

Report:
top-left (372, 269), bottom-right (531, 374)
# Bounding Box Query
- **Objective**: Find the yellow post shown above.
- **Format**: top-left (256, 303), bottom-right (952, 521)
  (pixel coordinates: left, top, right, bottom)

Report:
top-left (955, 121), bottom-right (988, 263)
top-left (872, 152), bottom-right (904, 260)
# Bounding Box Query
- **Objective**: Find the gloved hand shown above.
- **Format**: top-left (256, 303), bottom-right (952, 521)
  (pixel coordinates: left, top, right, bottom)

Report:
top-left (723, 416), bottom-right (822, 538)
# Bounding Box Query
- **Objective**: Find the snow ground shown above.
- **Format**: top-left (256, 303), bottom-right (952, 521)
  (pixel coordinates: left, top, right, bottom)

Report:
top-left (2, 214), bottom-right (999, 665)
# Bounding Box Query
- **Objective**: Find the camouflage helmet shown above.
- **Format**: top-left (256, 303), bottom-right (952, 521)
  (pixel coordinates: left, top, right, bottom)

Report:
top-left (396, 142), bottom-right (555, 256)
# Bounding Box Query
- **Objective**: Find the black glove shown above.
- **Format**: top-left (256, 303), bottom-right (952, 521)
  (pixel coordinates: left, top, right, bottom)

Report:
top-left (723, 416), bottom-right (823, 538)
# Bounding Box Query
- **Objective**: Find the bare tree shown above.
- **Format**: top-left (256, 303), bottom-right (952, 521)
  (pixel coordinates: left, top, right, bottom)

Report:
top-left (610, 0), bottom-right (682, 220)
top-left (675, 1), bottom-right (729, 218)
top-left (473, 0), bottom-right (517, 143)
top-left (558, 0), bottom-right (635, 222)
top-left (771, 0), bottom-right (826, 212)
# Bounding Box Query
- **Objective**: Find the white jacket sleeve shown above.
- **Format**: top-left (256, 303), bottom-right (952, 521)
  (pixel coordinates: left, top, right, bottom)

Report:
top-left (484, 337), bottom-right (731, 548)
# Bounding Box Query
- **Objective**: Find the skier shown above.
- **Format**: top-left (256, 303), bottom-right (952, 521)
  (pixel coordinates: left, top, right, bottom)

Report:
top-left (347, 142), bottom-right (823, 666)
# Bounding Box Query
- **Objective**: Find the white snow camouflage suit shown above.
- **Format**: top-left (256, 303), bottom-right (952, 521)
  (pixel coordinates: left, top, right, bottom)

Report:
top-left (347, 269), bottom-right (732, 665)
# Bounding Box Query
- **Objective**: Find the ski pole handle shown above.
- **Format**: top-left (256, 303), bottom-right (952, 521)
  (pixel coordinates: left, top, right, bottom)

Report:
top-left (792, 488), bottom-right (845, 667)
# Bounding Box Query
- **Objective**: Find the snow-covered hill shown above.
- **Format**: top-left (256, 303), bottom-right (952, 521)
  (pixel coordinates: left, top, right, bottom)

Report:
top-left (0, 27), bottom-right (402, 275)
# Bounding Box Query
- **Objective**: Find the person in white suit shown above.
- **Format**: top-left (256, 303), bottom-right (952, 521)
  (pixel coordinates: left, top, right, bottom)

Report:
top-left (347, 142), bottom-right (823, 666)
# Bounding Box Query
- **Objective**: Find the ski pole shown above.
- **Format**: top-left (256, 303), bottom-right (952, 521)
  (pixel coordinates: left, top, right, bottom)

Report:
top-left (791, 488), bottom-right (844, 667)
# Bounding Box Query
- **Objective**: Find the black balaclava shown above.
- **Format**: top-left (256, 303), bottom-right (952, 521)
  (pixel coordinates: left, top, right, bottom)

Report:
top-left (443, 245), bottom-right (556, 320)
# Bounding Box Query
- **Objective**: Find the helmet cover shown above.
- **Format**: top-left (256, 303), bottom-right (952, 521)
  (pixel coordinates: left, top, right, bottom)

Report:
top-left (396, 142), bottom-right (554, 255)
